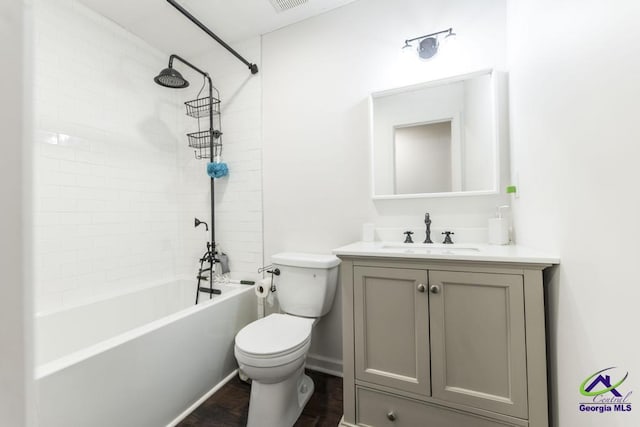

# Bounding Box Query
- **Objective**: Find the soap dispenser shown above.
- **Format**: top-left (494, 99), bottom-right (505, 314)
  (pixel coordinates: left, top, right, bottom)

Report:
top-left (488, 205), bottom-right (510, 245)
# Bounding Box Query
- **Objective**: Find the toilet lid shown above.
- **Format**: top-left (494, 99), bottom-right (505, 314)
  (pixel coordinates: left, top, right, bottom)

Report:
top-left (235, 313), bottom-right (314, 357)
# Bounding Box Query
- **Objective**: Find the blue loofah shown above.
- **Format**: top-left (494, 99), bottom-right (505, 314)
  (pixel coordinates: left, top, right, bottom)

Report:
top-left (207, 162), bottom-right (229, 179)
top-left (215, 162), bottom-right (229, 178)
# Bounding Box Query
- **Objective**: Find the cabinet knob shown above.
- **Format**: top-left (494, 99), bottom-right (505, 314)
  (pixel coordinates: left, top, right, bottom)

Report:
top-left (417, 283), bottom-right (426, 293)
top-left (386, 411), bottom-right (397, 421)
top-left (430, 284), bottom-right (440, 294)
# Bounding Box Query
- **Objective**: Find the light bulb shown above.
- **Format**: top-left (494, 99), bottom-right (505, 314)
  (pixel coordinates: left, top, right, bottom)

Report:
top-left (417, 37), bottom-right (439, 60)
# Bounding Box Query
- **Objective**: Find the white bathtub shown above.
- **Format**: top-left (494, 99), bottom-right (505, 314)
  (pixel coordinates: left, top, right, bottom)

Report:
top-left (35, 279), bottom-right (257, 427)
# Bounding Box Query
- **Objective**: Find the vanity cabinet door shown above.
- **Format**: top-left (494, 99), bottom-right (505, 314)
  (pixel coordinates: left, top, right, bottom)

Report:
top-left (428, 271), bottom-right (528, 418)
top-left (353, 266), bottom-right (430, 396)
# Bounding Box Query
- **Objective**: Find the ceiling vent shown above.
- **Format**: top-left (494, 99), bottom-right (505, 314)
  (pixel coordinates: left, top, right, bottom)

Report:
top-left (269, 0), bottom-right (309, 12)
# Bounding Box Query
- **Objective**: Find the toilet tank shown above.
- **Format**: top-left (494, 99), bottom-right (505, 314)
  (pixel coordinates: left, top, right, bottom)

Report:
top-left (271, 252), bottom-right (341, 317)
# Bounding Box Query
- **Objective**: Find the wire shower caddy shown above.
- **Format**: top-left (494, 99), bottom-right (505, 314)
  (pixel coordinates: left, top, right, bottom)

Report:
top-left (184, 95), bottom-right (223, 160)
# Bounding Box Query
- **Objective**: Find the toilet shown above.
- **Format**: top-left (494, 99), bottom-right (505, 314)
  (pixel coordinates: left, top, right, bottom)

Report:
top-left (234, 252), bottom-right (341, 427)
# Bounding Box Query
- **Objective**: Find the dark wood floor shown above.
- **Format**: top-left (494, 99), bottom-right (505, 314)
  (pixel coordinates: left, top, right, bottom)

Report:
top-left (178, 370), bottom-right (343, 427)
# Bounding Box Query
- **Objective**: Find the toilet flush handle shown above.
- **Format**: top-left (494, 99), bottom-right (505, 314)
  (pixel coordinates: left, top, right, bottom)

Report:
top-left (266, 268), bottom-right (280, 292)
top-left (266, 268), bottom-right (280, 276)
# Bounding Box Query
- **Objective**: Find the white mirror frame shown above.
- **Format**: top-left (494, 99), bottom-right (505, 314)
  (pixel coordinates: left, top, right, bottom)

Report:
top-left (369, 69), bottom-right (508, 200)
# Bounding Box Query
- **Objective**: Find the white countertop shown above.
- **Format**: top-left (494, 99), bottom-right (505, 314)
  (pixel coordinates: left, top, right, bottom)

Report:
top-left (332, 241), bottom-right (560, 265)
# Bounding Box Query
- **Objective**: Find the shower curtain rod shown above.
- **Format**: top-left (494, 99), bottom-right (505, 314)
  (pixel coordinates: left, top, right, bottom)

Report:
top-left (166, 0), bottom-right (259, 75)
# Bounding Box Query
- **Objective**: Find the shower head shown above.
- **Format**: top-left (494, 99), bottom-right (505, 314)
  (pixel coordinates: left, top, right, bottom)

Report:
top-left (154, 67), bottom-right (189, 89)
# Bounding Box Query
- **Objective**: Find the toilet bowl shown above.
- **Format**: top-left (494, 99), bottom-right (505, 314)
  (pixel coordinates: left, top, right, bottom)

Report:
top-left (234, 252), bottom-right (340, 427)
top-left (235, 314), bottom-right (315, 427)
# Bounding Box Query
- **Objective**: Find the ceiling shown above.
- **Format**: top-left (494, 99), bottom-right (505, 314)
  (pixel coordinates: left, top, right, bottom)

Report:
top-left (78, 0), bottom-right (359, 58)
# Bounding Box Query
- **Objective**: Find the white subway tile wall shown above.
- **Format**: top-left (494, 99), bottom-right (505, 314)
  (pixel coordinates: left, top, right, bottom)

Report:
top-left (33, 0), bottom-right (263, 312)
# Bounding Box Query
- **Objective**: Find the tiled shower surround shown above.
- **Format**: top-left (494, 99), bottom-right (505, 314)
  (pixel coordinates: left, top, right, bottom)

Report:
top-left (33, 0), bottom-right (262, 312)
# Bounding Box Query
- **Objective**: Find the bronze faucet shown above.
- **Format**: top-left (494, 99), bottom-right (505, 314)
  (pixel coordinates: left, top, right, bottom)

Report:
top-left (423, 212), bottom-right (433, 244)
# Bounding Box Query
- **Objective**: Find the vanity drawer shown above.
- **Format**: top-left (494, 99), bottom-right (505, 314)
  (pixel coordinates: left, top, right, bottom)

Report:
top-left (356, 387), bottom-right (521, 427)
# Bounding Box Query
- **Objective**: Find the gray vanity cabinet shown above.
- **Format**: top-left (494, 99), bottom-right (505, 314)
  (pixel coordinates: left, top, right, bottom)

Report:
top-left (353, 267), bottom-right (430, 396)
top-left (429, 270), bottom-right (528, 418)
top-left (340, 257), bottom-right (552, 427)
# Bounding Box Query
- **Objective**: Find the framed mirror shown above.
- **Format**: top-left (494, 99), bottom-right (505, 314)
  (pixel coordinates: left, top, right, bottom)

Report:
top-left (370, 70), bottom-right (507, 199)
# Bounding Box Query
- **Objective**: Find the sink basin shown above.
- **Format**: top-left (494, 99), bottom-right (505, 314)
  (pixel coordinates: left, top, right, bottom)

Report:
top-left (380, 243), bottom-right (480, 253)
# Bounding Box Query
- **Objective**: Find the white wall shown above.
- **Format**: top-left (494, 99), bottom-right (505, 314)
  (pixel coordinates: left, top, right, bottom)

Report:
top-left (262, 0), bottom-right (507, 371)
top-left (0, 0), bottom-right (34, 425)
top-left (507, 1), bottom-right (640, 426)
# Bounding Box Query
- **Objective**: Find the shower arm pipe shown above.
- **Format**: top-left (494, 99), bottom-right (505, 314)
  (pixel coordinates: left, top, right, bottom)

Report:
top-left (168, 54), bottom-right (221, 104)
top-left (168, 54), bottom-right (218, 256)
top-left (168, 54), bottom-right (209, 80)
top-left (166, 0), bottom-right (259, 75)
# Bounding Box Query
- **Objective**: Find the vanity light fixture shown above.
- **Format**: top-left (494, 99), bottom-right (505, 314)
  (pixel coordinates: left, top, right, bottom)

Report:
top-left (403, 27), bottom-right (456, 60)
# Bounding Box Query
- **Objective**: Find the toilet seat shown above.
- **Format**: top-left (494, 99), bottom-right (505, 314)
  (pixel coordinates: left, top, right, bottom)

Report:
top-left (235, 314), bottom-right (314, 368)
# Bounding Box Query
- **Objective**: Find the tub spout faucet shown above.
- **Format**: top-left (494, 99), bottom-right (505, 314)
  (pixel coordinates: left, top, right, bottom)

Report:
top-left (194, 217), bottom-right (209, 231)
top-left (423, 212), bottom-right (433, 244)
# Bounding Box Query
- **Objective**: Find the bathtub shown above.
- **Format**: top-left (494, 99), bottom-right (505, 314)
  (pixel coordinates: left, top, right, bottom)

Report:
top-left (35, 279), bottom-right (257, 427)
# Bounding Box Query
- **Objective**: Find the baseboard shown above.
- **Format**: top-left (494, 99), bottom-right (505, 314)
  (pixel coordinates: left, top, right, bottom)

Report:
top-left (305, 353), bottom-right (343, 378)
top-left (339, 415), bottom-right (357, 426)
top-left (166, 369), bottom-right (238, 427)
